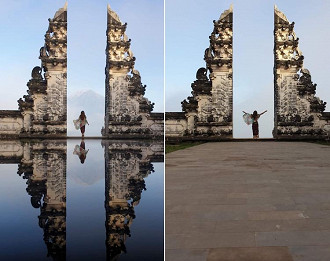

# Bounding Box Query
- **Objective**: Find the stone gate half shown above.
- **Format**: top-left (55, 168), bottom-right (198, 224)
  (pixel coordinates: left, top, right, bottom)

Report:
top-left (102, 5), bottom-right (164, 139)
top-left (165, 5), bottom-right (233, 139)
top-left (0, 3), bottom-right (67, 138)
top-left (274, 6), bottom-right (330, 139)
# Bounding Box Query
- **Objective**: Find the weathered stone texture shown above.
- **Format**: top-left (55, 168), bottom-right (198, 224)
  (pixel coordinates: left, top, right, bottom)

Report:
top-left (0, 4), bottom-right (67, 138)
top-left (274, 6), bottom-right (329, 139)
top-left (103, 5), bottom-right (163, 138)
top-left (166, 5), bottom-right (233, 139)
top-left (0, 140), bottom-right (67, 258)
top-left (0, 111), bottom-right (23, 136)
top-left (103, 140), bottom-right (163, 259)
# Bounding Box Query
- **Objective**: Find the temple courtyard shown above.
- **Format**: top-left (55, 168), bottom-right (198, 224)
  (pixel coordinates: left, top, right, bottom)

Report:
top-left (166, 141), bottom-right (330, 261)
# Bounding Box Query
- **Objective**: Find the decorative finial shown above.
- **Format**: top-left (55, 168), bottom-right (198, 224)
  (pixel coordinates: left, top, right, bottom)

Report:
top-left (219, 5), bottom-right (233, 20)
top-left (53, 2), bottom-right (68, 20)
top-left (107, 3), bottom-right (122, 24)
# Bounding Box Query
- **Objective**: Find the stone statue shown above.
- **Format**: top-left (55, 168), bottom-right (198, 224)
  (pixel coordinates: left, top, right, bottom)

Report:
top-left (196, 67), bottom-right (208, 81)
top-left (31, 66), bottom-right (43, 80)
top-left (39, 46), bottom-right (48, 59)
top-left (204, 47), bottom-right (213, 61)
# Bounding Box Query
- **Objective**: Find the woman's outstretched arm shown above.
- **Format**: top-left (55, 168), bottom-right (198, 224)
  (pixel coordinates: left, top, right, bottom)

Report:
top-left (242, 111), bottom-right (248, 114)
top-left (260, 110), bottom-right (267, 116)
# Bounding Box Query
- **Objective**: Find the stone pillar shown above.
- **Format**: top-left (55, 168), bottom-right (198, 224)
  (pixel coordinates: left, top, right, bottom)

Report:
top-left (22, 111), bottom-right (32, 131)
top-left (274, 6), bottom-right (329, 139)
top-left (22, 142), bottom-right (31, 164)
top-left (206, 5), bottom-right (233, 136)
top-left (17, 3), bottom-right (67, 137)
top-left (178, 5), bottom-right (233, 138)
top-left (103, 5), bottom-right (161, 138)
top-left (40, 3), bottom-right (67, 134)
top-left (18, 92), bottom-right (34, 133)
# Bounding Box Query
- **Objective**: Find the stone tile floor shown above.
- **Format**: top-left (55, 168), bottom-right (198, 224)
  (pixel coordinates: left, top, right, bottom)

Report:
top-left (166, 142), bottom-right (330, 261)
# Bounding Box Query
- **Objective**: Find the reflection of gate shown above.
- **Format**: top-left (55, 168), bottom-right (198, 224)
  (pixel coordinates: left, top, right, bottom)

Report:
top-left (273, 6), bottom-right (330, 139)
top-left (165, 5), bottom-right (330, 140)
top-left (103, 140), bottom-right (164, 260)
top-left (0, 140), bottom-right (67, 259)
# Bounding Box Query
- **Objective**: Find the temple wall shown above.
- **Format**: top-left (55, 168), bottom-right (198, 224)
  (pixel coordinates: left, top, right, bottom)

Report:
top-left (108, 74), bottom-right (140, 121)
top-left (0, 111), bottom-right (23, 136)
top-left (32, 93), bottom-right (48, 122)
top-left (165, 118), bottom-right (187, 137)
top-left (147, 113), bottom-right (164, 135)
top-left (211, 72), bottom-right (233, 123)
top-left (46, 71), bottom-right (67, 123)
top-left (0, 140), bottom-right (23, 159)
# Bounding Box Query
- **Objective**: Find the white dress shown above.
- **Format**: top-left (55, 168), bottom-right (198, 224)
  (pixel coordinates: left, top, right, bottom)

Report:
top-left (243, 113), bottom-right (253, 125)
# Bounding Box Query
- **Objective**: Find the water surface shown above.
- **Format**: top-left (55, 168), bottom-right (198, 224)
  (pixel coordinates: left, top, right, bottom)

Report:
top-left (0, 139), bottom-right (164, 261)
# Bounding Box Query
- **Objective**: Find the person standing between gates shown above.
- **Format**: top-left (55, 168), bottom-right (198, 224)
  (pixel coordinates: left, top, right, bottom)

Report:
top-left (242, 110), bottom-right (267, 139)
top-left (73, 111), bottom-right (89, 138)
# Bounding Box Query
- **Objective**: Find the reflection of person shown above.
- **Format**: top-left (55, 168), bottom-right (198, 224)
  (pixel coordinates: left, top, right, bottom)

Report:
top-left (243, 110), bottom-right (267, 139)
top-left (73, 111), bottom-right (89, 138)
top-left (73, 140), bottom-right (89, 164)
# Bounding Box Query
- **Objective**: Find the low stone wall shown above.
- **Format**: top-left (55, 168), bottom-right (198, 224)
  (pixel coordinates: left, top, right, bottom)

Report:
top-left (148, 112), bottom-right (164, 137)
top-left (165, 112), bottom-right (187, 137)
top-left (0, 139), bottom-right (23, 163)
top-left (0, 110), bottom-right (23, 137)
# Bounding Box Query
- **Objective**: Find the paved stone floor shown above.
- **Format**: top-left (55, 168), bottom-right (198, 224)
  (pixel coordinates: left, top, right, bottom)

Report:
top-left (166, 142), bottom-right (330, 261)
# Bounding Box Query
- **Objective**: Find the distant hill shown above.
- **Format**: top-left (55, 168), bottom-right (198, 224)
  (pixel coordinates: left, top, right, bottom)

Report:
top-left (68, 90), bottom-right (104, 136)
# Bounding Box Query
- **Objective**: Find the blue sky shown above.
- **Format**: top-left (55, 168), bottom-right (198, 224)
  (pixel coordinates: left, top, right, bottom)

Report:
top-left (0, 0), bottom-right (164, 112)
top-left (1, 0), bottom-right (329, 138)
top-left (166, 0), bottom-right (330, 138)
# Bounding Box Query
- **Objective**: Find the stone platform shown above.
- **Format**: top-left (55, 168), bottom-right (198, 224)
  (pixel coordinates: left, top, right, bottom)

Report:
top-left (166, 142), bottom-right (330, 261)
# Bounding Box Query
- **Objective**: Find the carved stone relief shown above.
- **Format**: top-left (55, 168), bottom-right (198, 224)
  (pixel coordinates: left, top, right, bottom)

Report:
top-left (0, 140), bottom-right (68, 258)
top-left (103, 5), bottom-right (163, 138)
top-left (274, 6), bottom-right (329, 138)
top-left (0, 4), bottom-right (67, 138)
top-left (103, 140), bottom-right (163, 260)
top-left (166, 5), bottom-right (233, 138)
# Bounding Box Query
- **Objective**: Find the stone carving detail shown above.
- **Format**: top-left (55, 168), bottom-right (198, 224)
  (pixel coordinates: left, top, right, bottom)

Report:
top-left (47, 73), bottom-right (67, 121)
top-left (41, 3), bottom-right (67, 127)
top-left (297, 69), bottom-right (316, 96)
top-left (14, 141), bottom-right (67, 259)
top-left (103, 140), bottom-right (163, 260)
top-left (166, 5), bottom-right (233, 138)
top-left (129, 70), bottom-right (146, 96)
top-left (0, 3), bottom-right (68, 138)
top-left (206, 6), bottom-right (233, 71)
top-left (274, 6), bottom-right (329, 139)
top-left (103, 5), bottom-right (163, 138)
top-left (32, 66), bottom-right (43, 80)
